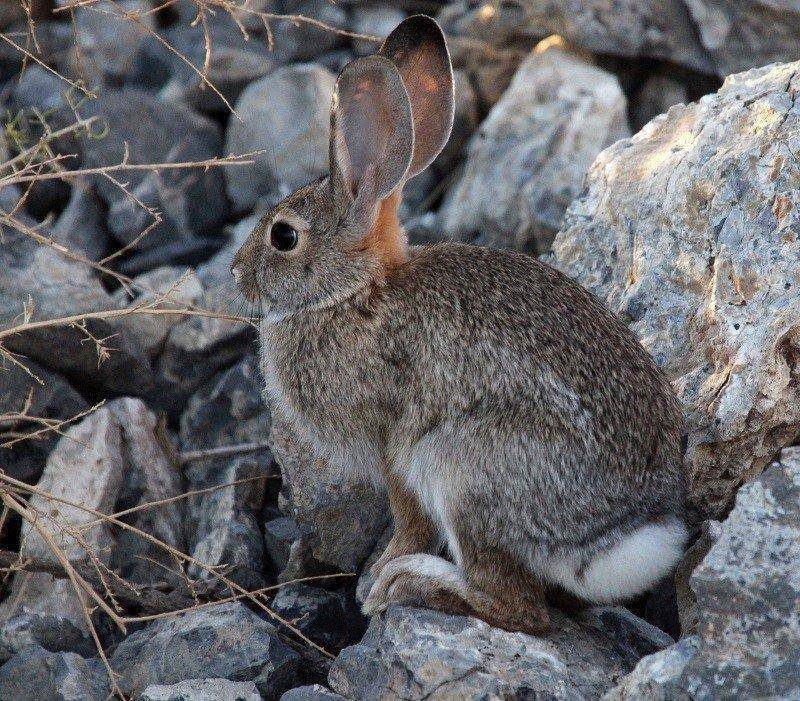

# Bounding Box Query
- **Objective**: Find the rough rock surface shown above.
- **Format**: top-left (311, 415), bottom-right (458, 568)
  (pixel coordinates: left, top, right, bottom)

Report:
top-left (140, 678), bottom-right (262, 701)
top-left (180, 354), bottom-right (273, 589)
top-left (110, 602), bottom-right (299, 696)
top-left (607, 447), bottom-right (800, 698)
top-left (0, 399), bottom-right (185, 636)
top-left (553, 60), bottom-right (800, 517)
top-left (225, 64), bottom-right (336, 212)
top-left (441, 46), bottom-right (629, 253)
top-left (328, 605), bottom-right (668, 699)
top-left (0, 646), bottom-right (109, 701)
top-left (281, 685), bottom-right (345, 701)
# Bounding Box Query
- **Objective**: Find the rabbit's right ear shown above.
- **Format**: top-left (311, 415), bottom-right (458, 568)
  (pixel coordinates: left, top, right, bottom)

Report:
top-left (379, 16), bottom-right (454, 178)
top-left (329, 55), bottom-right (414, 224)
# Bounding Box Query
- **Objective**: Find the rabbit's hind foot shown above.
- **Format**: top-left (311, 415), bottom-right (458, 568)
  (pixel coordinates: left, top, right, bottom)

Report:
top-left (362, 553), bottom-right (550, 636)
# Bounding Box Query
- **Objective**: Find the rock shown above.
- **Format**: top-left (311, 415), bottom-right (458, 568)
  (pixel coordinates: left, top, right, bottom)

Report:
top-left (159, 20), bottom-right (276, 113)
top-left (0, 217), bottom-right (153, 396)
top-left (269, 405), bottom-right (390, 576)
top-left (602, 636), bottom-right (701, 701)
top-left (52, 180), bottom-right (109, 262)
top-left (674, 520), bottom-right (721, 635)
top-left (431, 70), bottom-right (479, 175)
top-left (110, 602), bottom-right (300, 696)
top-left (350, 4), bottom-right (406, 55)
top-left (263, 515), bottom-right (301, 573)
top-left (405, 212), bottom-right (445, 246)
top-left (224, 64), bottom-right (336, 213)
top-left (446, 37), bottom-right (526, 108)
top-left (271, 584), bottom-right (367, 650)
top-left (180, 354), bottom-right (273, 589)
top-left (140, 678), bottom-right (262, 701)
top-left (0, 612), bottom-right (94, 662)
top-left (80, 89), bottom-right (227, 265)
top-left (280, 685), bottom-right (345, 701)
top-left (112, 266), bottom-right (204, 358)
top-left (274, 0), bottom-right (348, 62)
top-left (631, 75), bottom-right (689, 131)
top-left (684, 0), bottom-right (800, 76)
top-left (552, 60), bottom-right (800, 518)
top-left (329, 605), bottom-right (651, 699)
top-left (253, 646), bottom-right (302, 700)
top-left (0, 646), bottom-right (109, 701)
top-left (439, 0), bottom-right (711, 73)
top-left (0, 358), bottom-right (87, 483)
top-left (72, 0), bottom-right (154, 86)
top-left (0, 399), bottom-right (185, 636)
top-left (606, 448), bottom-right (800, 698)
top-left (441, 46), bottom-right (629, 254)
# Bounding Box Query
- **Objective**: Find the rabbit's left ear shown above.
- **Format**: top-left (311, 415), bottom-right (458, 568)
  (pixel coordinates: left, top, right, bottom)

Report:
top-left (379, 15), bottom-right (454, 178)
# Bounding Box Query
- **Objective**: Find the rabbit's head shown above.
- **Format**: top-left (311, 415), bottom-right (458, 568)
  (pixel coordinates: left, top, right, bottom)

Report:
top-left (232, 17), bottom-right (454, 321)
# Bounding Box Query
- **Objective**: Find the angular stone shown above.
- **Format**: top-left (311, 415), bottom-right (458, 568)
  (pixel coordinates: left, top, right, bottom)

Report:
top-left (552, 60), bottom-right (800, 518)
top-left (329, 606), bottom-right (647, 699)
top-left (0, 646), bottom-right (109, 701)
top-left (225, 64), bottom-right (336, 212)
top-left (0, 611), bottom-right (94, 662)
top-left (52, 180), bottom-right (109, 262)
top-left (263, 515), bottom-right (301, 573)
top-left (271, 584), bottom-right (367, 650)
top-left (110, 602), bottom-right (299, 696)
top-left (140, 678), bottom-right (262, 701)
top-left (280, 685), bottom-right (345, 701)
top-left (441, 46), bottom-right (629, 254)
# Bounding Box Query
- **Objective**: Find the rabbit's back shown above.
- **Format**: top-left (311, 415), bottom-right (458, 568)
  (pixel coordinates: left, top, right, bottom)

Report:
top-left (381, 243), bottom-right (685, 550)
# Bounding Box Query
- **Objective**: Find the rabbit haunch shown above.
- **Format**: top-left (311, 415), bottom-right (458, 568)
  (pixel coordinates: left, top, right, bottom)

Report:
top-left (234, 16), bottom-right (687, 635)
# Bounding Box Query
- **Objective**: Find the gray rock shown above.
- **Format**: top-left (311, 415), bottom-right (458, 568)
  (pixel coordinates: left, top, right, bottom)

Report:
top-left (224, 64), bottom-right (336, 213)
top-left (684, 0), bottom-right (800, 76)
top-left (329, 605), bottom-right (647, 699)
top-left (140, 678), bottom-right (262, 701)
top-left (446, 36), bottom-right (525, 109)
top-left (253, 644), bottom-right (302, 700)
top-left (80, 89), bottom-right (227, 262)
top-left (350, 4), bottom-right (405, 56)
top-left (0, 217), bottom-right (153, 396)
top-left (274, 0), bottom-right (348, 62)
top-left (112, 266), bottom-right (204, 359)
top-left (0, 399), bottom-right (185, 636)
top-left (71, 0), bottom-right (155, 86)
top-left (606, 448), bottom-right (800, 699)
top-left (280, 685), bottom-right (345, 701)
top-left (269, 404), bottom-right (389, 576)
top-left (0, 646), bottom-right (109, 701)
top-left (631, 75), bottom-right (689, 131)
top-left (52, 180), bottom-right (109, 262)
top-left (271, 584), bottom-right (367, 650)
top-left (0, 611), bottom-right (94, 662)
top-left (110, 602), bottom-right (299, 696)
top-left (0, 358), bottom-right (87, 483)
top-left (441, 46), bottom-right (629, 254)
top-left (552, 60), bottom-right (800, 518)
top-left (180, 354), bottom-right (273, 589)
top-left (674, 520), bottom-right (722, 635)
top-left (263, 515), bottom-right (301, 573)
top-left (439, 0), bottom-right (711, 73)
top-left (603, 636), bottom-right (700, 701)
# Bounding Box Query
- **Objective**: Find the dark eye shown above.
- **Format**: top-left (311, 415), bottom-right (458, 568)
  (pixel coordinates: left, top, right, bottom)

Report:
top-left (270, 222), bottom-right (298, 251)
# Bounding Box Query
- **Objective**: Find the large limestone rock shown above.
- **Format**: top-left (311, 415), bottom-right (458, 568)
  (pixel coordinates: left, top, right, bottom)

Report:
top-left (329, 605), bottom-right (672, 699)
top-left (552, 60), bottom-right (800, 518)
top-left (606, 447), bottom-right (800, 699)
top-left (440, 46), bottom-right (629, 253)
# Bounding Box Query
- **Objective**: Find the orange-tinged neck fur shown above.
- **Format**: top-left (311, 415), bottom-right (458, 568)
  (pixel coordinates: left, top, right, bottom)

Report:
top-left (360, 189), bottom-right (408, 273)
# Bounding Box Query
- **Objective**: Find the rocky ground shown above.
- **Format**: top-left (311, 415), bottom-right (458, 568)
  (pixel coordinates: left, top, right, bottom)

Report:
top-left (1, 1), bottom-right (799, 699)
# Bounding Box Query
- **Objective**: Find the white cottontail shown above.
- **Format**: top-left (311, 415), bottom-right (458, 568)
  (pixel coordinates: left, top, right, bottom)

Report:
top-left (232, 16), bottom-right (687, 635)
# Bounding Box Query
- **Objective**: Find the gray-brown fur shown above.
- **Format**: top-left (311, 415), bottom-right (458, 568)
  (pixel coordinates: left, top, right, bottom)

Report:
top-left (232, 16), bottom-right (687, 635)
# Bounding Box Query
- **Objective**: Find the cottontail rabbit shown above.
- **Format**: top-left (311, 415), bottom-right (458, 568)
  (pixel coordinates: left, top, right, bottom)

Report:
top-left (232, 16), bottom-right (687, 635)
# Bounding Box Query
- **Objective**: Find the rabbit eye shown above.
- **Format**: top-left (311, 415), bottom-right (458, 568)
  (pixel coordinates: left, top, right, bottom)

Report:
top-left (270, 222), bottom-right (298, 252)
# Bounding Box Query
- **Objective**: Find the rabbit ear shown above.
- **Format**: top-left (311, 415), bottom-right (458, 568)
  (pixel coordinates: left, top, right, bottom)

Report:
top-left (329, 55), bottom-right (414, 219)
top-left (379, 15), bottom-right (454, 179)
